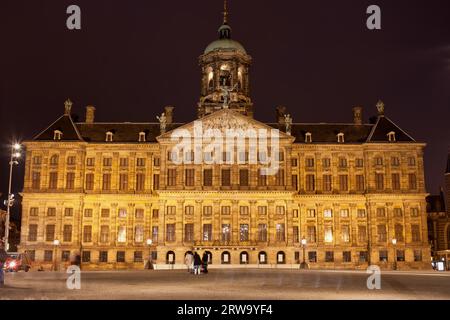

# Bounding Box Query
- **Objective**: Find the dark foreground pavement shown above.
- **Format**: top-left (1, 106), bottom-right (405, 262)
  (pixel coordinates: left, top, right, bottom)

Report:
top-left (1, 269), bottom-right (449, 300)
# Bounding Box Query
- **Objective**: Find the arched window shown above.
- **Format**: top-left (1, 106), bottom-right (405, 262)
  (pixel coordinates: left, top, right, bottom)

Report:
top-left (219, 64), bottom-right (231, 87)
top-left (207, 67), bottom-right (214, 91)
top-left (166, 251), bottom-right (175, 265)
top-left (139, 132), bottom-right (146, 142)
top-left (238, 67), bottom-right (244, 90)
top-left (221, 251), bottom-right (231, 264)
top-left (337, 132), bottom-right (345, 143)
top-left (258, 251), bottom-right (267, 264)
top-left (387, 131), bottom-right (396, 142)
top-left (305, 132), bottom-right (312, 143)
top-left (204, 251), bottom-right (213, 264)
top-left (240, 251), bottom-right (249, 264)
top-left (53, 130), bottom-right (62, 140)
top-left (50, 154), bottom-right (59, 165)
top-left (277, 251), bottom-right (286, 264)
top-left (106, 131), bottom-right (114, 142)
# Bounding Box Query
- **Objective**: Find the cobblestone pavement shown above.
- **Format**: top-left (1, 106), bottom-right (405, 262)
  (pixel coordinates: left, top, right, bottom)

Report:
top-left (1, 269), bottom-right (449, 300)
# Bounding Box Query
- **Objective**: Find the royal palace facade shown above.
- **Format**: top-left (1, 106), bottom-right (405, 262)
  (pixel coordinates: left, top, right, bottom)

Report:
top-left (19, 6), bottom-right (431, 270)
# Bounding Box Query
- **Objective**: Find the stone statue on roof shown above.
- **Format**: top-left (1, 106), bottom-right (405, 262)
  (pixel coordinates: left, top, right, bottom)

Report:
top-left (157, 112), bottom-right (167, 133)
top-left (284, 114), bottom-right (292, 135)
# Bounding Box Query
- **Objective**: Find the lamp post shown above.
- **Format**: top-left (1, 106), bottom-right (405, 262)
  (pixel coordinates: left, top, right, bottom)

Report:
top-left (300, 237), bottom-right (308, 269)
top-left (3, 143), bottom-right (21, 252)
top-left (53, 239), bottom-right (60, 271)
top-left (392, 238), bottom-right (397, 270)
top-left (146, 238), bottom-right (154, 270)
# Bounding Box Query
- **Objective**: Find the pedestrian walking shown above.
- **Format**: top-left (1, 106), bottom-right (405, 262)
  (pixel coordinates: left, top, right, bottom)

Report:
top-left (202, 252), bottom-right (209, 274)
top-left (193, 252), bottom-right (202, 275)
top-left (0, 240), bottom-right (8, 287)
top-left (185, 252), bottom-right (193, 273)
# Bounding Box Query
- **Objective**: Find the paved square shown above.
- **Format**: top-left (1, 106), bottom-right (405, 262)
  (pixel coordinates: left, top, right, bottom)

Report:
top-left (1, 269), bottom-right (449, 300)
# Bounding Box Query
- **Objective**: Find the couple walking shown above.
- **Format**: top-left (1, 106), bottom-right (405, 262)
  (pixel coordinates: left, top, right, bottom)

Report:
top-left (185, 251), bottom-right (208, 275)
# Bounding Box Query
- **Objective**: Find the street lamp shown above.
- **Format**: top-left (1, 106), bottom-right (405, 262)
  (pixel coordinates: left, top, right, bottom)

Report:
top-left (53, 239), bottom-right (60, 271)
top-left (300, 237), bottom-right (309, 269)
top-left (3, 142), bottom-right (21, 252)
top-left (392, 238), bottom-right (397, 270)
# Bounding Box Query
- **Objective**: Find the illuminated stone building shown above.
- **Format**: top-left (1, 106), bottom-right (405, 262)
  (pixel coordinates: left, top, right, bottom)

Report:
top-left (19, 4), bottom-right (431, 270)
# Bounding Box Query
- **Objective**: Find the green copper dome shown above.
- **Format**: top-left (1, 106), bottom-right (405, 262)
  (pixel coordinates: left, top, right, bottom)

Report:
top-left (204, 23), bottom-right (246, 54)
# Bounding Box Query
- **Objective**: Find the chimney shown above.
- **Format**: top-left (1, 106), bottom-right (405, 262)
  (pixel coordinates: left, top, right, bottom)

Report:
top-left (352, 106), bottom-right (363, 125)
top-left (276, 105), bottom-right (287, 125)
top-left (164, 106), bottom-right (174, 125)
top-left (85, 106), bottom-right (96, 124)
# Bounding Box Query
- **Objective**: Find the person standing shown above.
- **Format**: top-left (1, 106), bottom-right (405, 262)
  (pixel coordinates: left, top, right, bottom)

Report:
top-left (185, 252), bottom-right (193, 273)
top-left (0, 240), bottom-right (8, 287)
top-left (202, 252), bottom-right (209, 274)
top-left (193, 252), bottom-right (202, 275)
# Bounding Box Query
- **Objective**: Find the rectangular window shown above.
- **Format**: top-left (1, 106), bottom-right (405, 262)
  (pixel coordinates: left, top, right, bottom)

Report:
top-left (45, 224), bottom-right (55, 241)
top-left (275, 169), bottom-right (285, 186)
top-left (257, 169), bottom-right (267, 186)
top-left (83, 225), bottom-right (92, 242)
top-left (32, 172), bottom-right (41, 189)
top-left (324, 209), bottom-right (332, 218)
top-left (379, 250), bottom-right (388, 262)
top-left (305, 158), bottom-right (315, 168)
top-left (408, 157), bottom-right (416, 166)
top-left (392, 173), bottom-right (401, 190)
top-left (103, 157), bottom-right (112, 167)
top-left (324, 225), bottom-right (333, 243)
top-left (134, 251), bottom-right (143, 263)
top-left (375, 173), bottom-right (384, 190)
top-left (377, 225), bottom-right (387, 242)
top-left (167, 169), bottom-right (177, 186)
top-left (394, 208), bottom-right (403, 217)
top-left (222, 224), bottom-right (231, 242)
top-left (32, 156), bottom-right (42, 165)
top-left (238, 206), bottom-right (248, 215)
top-left (340, 209), bottom-right (349, 218)
top-left (391, 157), bottom-right (400, 166)
top-left (307, 209), bottom-right (316, 218)
top-left (86, 157), bottom-right (95, 166)
top-left (306, 175), bottom-right (315, 191)
top-left (291, 158), bottom-right (298, 167)
top-left (166, 224), bottom-right (176, 242)
top-left (63, 225), bottom-right (72, 242)
top-left (293, 226), bottom-right (299, 243)
top-left (185, 206), bottom-right (194, 215)
top-left (152, 226), bottom-right (158, 243)
top-left (377, 207), bottom-right (386, 217)
top-left (135, 225), bottom-right (144, 243)
top-left (100, 226), bottom-right (109, 243)
top-left (339, 175), bottom-right (348, 191)
top-left (358, 226), bottom-right (367, 243)
top-left (117, 226), bottom-right (127, 243)
top-left (411, 224), bottom-right (421, 242)
top-left (28, 224), bottom-right (38, 241)
top-left (116, 251), bottom-right (125, 263)
top-left (414, 250), bottom-right (422, 262)
top-left (64, 208), bottom-right (73, 217)
top-left (152, 209), bottom-right (159, 219)
top-left (293, 209), bottom-right (299, 218)
top-left (185, 169), bottom-right (195, 186)
top-left (185, 224), bottom-right (194, 242)
top-left (153, 174), bottom-right (160, 190)
top-left (136, 173), bottom-right (145, 191)
top-left (325, 251), bottom-right (334, 262)
top-left (258, 206), bottom-right (267, 215)
top-left (410, 208), bottom-right (419, 217)
top-left (375, 157), bottom-right (383, 166)
top-left (119, 158), bottom-right (128, 167)
top-left (357, 209), bottom-right (366, 218)
top-left (44, 250), bottom-right (53, 262)
top-left (61, 251), bottom-right (70, 262)
top-left (85, 173), bottom-right (94, 190)
top-left (276, 206), bottom-right (285, 215)
top-left (135, 209), bottom-right (144, 219)
top-left (153, 157), bottom-right (160, 166)
top-left (322, 158), bottom-right (331, 168)
top-left (99, 251), bottom-right (108, 263)
top-left (307, 226), bottom-right (316, 243)
top-left (343, 251), bottom-right (352, 263)
top-left (166, 206), bottom-right (176, 215)
top-left (84, 209), bottom-right (93, 218)
top-left (355, 158), bottom-right (364, 168)
top-left (118, 208), bottom-right (127, 218)
top-left (240, 224), bottom-right (249, 241)
top-left (341, 225), bottom-right (350, 243)
top-left (119, 174), bottom-right (128, 191)
top-left (239, 169), bottom-right (249, 186)
top-left (203, 224), bottom-right (212, 241)
top-left (203, 169), bottom-right (213, 186)
top-left (258, 224), bottom-right (267, 242)
top-left (408, 173), bottom-right (417, 190)
top-left (101, 208), bottom-right (110, 218)
top-left (49, 172), bottom-right (58, 189)
top-left (308, 251), bottom-right (317, 263)
top-left (67, 156), bottom-right (76, 166)
top-left (359, 251), bottom-right (368, 263)
top-left (339, 157), bottom-right (347, 168)
top-left (395, 224), bottom-right (404, 242)
top-left (292, 175), bottom-right (298, 190)
top-left (356, 175), bottom-right (365, 191)
top-left (221, 206), bottom-right (231, 215)
top-left (29, 207), bottom-right (39, 217)
top-left (276, 223), bottom-right (285, 241)
top-left (323, 175), bottom-right (332, 192)
top-left (221, 169), bottom-right (231, 186)
top-left (47, 207), bottom-right (56, 217)
top-left (136, 158), bottom-right (146, 167)
top-left (102, 173), bottom-right (111, 191)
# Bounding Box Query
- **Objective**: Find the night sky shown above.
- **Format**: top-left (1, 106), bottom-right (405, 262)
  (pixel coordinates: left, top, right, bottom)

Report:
top-left (1, 0), bottom-right (449, 222)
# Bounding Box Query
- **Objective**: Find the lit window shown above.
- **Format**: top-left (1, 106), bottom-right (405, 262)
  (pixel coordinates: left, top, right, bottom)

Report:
top-left (305, 132), bottom-right (312, 143)
top-left (387, 131), bottom-right (396, 142)
top-left (106, 131), bottom-right (113, 142)
top-left (337, 132), bottom-right (345, 143)
top-left (324, 209), bottom-right (332, 218)
top-left (53, 130), bottom-right (63, 140)
top-left (117, 226), bottom-right (126, 243)
top-left (139, 132), bottom-right (146, 142)
top-left (324, 226), bottom-right (333, 243)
